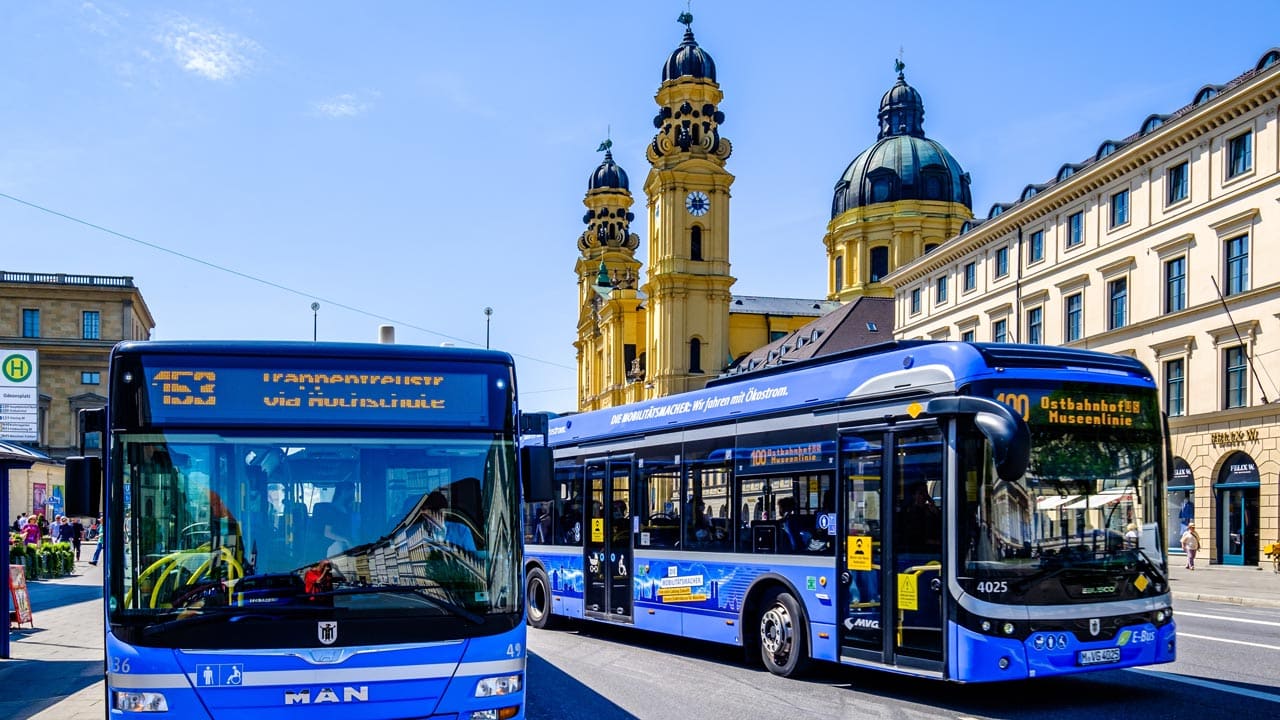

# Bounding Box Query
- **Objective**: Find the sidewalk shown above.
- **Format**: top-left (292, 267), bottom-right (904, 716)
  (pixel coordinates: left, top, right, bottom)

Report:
top-left (1168, 557), bottom-right (1280, 608)
top-left (2, 548), bottom-right (106, 720)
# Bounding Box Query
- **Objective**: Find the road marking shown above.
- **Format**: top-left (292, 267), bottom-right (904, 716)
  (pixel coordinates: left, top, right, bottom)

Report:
top-left (1178, 631), bottom-right (1280, 651)
top-left (1177, 610), bottom-right (1280, 628)
top-left (1127, 668), bottom-right (1280, 704)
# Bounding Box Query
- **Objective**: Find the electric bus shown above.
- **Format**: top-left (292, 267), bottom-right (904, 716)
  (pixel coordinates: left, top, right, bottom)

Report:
top-left (523, 341), bottom-right (1175, 682)
top-left (65, 341), bottom-right (550, 718)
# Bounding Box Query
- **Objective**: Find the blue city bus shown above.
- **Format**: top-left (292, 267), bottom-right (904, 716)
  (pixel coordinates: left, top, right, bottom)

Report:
top-left (65, 341), bottom-right (551, 719)
top-left (523, 341), bottom-right (1176, 682)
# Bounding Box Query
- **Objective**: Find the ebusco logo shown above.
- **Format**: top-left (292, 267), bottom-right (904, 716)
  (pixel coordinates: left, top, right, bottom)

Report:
top-left (2, 354), bottom-right (33, 384)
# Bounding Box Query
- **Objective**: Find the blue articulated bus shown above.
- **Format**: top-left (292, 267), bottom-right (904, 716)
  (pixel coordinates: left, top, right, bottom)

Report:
top-left (523, 341), bottom-right (1176, 682)
top-left (64, 341), bottom-right (551, 719)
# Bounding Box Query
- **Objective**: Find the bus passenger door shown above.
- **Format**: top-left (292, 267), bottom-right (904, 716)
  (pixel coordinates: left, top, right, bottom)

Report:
top-left (839, 426), bottom-right (945, 668)
top-left (583, 457), bottom-right (634, 622)
top-left (890, 426), bottom-right (945, 664)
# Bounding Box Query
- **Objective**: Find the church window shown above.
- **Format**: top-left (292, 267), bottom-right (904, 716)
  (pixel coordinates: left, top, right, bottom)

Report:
top-left (690, 226), bottom-right (703, 260)
top-left (869, 246), bottom-right (889, 283)
top-left (689, 338), bottom-right (703, 374)
top-left (834, 256), bottom-right (844, 290)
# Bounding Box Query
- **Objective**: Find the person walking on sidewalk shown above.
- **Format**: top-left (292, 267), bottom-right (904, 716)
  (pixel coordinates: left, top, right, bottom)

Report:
top-left (90, 518), bottom-right (105, 565)
top-left (69, 516), bottom-right (85, 560)
top-left (1180, 520), bottom-right (1202, 570)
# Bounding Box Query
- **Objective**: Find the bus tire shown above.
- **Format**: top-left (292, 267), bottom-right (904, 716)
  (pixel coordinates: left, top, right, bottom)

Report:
top-left (526, 567), bottom-right (553, 629)
top-left (758, 588), bottom-right (810, 677)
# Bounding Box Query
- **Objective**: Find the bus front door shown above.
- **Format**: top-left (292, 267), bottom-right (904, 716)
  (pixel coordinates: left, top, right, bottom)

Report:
top-left (584, 457), bottom-right (635, 622)
top-left (839, 426), bottom-right (945, 669)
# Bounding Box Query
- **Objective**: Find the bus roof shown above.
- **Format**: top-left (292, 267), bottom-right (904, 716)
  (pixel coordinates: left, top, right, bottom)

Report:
top-left (112, 340), bottom-right (514, 366)
top-left (550, 341), bottom-right (1153, 445)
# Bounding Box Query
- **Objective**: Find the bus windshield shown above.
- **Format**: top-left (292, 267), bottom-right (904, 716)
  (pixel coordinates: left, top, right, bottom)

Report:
top-left (111, 432), bottom-right (520, 645)
top-left (960, 383), bottom-right (1166, 605)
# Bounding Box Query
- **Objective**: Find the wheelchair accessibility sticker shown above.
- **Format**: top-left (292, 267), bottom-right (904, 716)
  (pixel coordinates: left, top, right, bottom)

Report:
top-left (196, 663), bottom-right (244, 686)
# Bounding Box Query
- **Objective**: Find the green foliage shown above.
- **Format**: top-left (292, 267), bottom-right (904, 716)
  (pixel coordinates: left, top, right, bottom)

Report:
top-left (7, 538), bottom-right (75, 579)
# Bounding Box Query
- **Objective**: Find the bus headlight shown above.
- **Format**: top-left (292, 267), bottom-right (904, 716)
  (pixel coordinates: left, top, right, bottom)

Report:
top-left (475, 673), bottom-right (522, 697)
top-left (113, 691), bottom-right (169, 712)
top-left (1002, 622), bottom-right (1016, 636)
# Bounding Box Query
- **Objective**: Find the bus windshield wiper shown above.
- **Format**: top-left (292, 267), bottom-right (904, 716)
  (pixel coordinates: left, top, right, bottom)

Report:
top-left (321, 584), bottom-right (485, 625)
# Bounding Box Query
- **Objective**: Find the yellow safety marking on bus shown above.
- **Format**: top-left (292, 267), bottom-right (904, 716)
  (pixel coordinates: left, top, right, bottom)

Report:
top-left (897, 573), bottom-right (919, 612)
top-left (847, 535), bottom-right (873, 571)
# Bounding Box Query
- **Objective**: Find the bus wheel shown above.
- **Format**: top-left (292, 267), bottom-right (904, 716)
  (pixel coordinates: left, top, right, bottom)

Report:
top-left (758, 588), bottom-right (809, 677)
top-left (526, 567), bottom-right (553, 629)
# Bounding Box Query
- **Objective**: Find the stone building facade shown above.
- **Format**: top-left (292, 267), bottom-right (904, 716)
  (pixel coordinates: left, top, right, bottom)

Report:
top-left (887, 49), bottom-right (1280, 566)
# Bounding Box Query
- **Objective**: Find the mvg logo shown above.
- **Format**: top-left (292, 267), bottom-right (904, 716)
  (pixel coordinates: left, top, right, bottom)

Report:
top-left (283, 686), bottom-right (369, 705)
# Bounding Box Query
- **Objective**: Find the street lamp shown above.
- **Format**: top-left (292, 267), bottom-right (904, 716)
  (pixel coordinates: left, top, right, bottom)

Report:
top-left (311, 302), bottom-right (320, 341)
top-left (484, 307), bottom-right (493, 349)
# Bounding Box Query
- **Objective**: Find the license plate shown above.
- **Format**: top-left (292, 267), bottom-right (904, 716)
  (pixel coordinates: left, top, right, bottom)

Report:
top-left (1077, 647), bottom-right (1121, 666)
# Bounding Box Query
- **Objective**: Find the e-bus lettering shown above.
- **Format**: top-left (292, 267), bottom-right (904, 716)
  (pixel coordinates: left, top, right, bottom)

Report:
top-left (264, 372), bottom-right (445, 386)
top-left (283, 686), bottom-right (369, 705)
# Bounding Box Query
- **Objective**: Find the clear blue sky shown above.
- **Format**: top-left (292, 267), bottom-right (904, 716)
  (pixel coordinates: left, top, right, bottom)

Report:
top-left (3, 1), bottom-right (1277, 413)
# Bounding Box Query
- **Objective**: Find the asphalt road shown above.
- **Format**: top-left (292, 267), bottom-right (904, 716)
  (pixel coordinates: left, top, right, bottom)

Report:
top-left (526, 600), bottom-right (1280, 719)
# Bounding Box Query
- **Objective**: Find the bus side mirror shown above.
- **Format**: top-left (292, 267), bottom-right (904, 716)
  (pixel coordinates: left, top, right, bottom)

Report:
top-left (926, 396), bottom-right (1031, 482)
top-left (521, 446), bottom-right (554, 503)
top-left (64, 456), bottom-right (102, 517)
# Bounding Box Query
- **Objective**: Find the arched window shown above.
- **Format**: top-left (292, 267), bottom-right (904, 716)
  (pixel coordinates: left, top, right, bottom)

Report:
top-left (690, 226), bottom-right (703, 261)
top-left (923, 243), bottom-right (938, 254)
top-left (689, 338), bottom-right (703, 373)
top-left (869, 246), bottom-right (890, 283)
top-left (834, 255), bottom-right (844, 290)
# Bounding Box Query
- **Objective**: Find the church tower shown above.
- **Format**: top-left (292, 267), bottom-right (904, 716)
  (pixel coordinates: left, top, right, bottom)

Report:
top-left (825, 62), bottom-right (972, 302)
top-left (574, 144), bottom-right (644, 411)
top-left (642, 12), bottom-right (735, 397)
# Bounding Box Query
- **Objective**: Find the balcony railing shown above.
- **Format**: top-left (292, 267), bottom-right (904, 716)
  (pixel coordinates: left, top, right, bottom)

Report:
top-left (0, 271), bottom-right (134, 287)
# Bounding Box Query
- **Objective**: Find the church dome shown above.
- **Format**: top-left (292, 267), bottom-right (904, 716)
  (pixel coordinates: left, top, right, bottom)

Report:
top-left (588, 149), bottom-right (629, 191)
top-left (663, 14), bottom-right (716, 82)
top-left (831, 63), bottom-right (971, 217)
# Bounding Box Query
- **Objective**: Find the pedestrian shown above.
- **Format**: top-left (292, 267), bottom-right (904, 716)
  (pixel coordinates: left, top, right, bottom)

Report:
top-left (22, 516), bottom-right (41, 545)
top-left (13, 513), bottom-right (26, 532)
top-left (54, 515), bottom-right (69, 542)
top-left (90, 517), bottom-right (105, 565)
top-left (69, 516), bottom-right (85, 560)
top-left (1180, 520), bottom-right (1201, 570)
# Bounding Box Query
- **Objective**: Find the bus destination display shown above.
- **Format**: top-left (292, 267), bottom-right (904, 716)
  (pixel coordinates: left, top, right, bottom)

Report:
top-left (143, 365), bottom-right (489, 426)
top-left (994, 387), bottom-right (1156, 430)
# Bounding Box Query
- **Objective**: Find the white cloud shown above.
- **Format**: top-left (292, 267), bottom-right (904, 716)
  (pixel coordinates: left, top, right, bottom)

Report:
top-left (79, 2), bottom-right (125, 36)
top-left (159, 17), bottom-right (259, 81)
top-left (313, 92), bottom-right (379, 118)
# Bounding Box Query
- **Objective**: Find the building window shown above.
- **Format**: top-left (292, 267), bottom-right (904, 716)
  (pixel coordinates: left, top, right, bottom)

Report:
top-left (1110, 189), bottom-right (1129, 228)
top-left (935, 276), bottom-right (948, 304)
top-left (1164, 256), bottom-right (1186, 313)
top-left (1228, 130), bottom-right (1253, 178)
top-left (1028, 230), bottom-right (1044, 264)
top-left (910, 288), bottom-right (921, 315)
top-left (81, 371), bottom-right (101, 385)
top-left (869, 246), bottom-right (889, 283)
top-left (834, 255), bottom-right (843, 290)
top-left (963, 262), bottom-right (976, 291)
top-left (1108, 277), bottom-right (1127, 330)
top-left (1164, 359), bottom-right (1185, 417)
top-left (992, 318), bottom-right (1008, 343)
top-left (689, 338), bottom-right (703, 374)
top-left (961, 329), bottom-right (975, 343)
top-left (994, 246), bottom-right (1009, 279)
top-left (1065, 292), bottom-right (1083, 342)
top-left (1026, 307), bottom-right (1043, 345)
top-left (1224, 345), bottom-right (1248, 408)
top-left (1224, 234), bottom-right (1249, 296)
top-left (1067, 211), bottom-right (1084, 247)
top-left (1167, 162), bottom-right (1188, 204)
top-left (82, 310), bottom-right (101, 340)
top-left (21, 309), bottom-right (40, 338)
